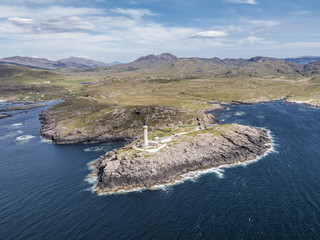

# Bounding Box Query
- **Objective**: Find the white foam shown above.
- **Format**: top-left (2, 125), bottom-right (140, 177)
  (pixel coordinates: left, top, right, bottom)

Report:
top-left (16, 135), bottom-right (35, 141)
top-left (40, 138), bottom-right (52, 143)
top-left (235, 111), bottom-right (246, 116)
top-left (11, 122), bottom-right (25, 126)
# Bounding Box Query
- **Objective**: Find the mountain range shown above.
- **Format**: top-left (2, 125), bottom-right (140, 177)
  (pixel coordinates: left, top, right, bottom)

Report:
top-left (284, 56), bottom-right (320, 65)
top-left (1, 53), bottom-right (320, 79)
top-left (0, 56), bottom-right (110, 70)
top-left (112, 53), bottom-right (307, 78)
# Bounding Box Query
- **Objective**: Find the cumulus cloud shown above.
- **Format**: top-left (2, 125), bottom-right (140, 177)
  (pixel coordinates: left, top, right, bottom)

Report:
top-left (191, 30), bottom-right (227, 38)
top-left (226, 0), bottom-right (257, 4)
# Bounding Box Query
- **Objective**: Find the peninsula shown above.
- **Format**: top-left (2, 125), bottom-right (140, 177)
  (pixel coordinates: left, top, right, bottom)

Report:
top-left (90, 124), bottom-right (272, 194)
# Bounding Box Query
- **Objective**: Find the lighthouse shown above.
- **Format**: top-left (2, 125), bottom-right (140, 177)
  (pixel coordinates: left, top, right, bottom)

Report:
top-left (143, 121), bottom-right (148, 147)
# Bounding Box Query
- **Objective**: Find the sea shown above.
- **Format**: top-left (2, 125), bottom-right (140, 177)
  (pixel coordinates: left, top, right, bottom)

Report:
top-left (1, 100), bottom-right (320, 240)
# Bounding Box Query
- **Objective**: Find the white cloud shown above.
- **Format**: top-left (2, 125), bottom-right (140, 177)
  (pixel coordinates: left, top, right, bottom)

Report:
top-left (0, 5), bottom-right (104, 18)
top-left (226, 0), bottom-right (257, 5)
top-left (191, 30), bottom-right (227, 38)
top-left (7, 16), bottom-right (95, 33)
top-left (111, 8), bottom-right (155, 19)
top-left (249, 20), bottom-right (279, 28)
top-left (8, 17), bottom-right (33, 24)
top-left (241, 36), bottom-right (264, 43)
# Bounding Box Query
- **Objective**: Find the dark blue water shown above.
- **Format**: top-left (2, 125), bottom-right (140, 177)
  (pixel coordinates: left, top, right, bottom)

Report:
top-left (1, 101), bottom-right (320, 240)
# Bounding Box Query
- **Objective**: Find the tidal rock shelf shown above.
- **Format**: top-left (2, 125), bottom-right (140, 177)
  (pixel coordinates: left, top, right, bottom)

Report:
top-left (90, 124), bottom-right (272, 195)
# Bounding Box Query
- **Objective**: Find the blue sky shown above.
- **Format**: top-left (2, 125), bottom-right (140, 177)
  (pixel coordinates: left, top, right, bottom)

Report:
top-left (0, 0), bottom-right (319, 62)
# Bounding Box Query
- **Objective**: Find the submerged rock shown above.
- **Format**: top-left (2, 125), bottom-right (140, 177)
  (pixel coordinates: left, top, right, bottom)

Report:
top-left (0, 113), bottom-right (13, 119)
top-left (90, 124), bottom-right (272, 194)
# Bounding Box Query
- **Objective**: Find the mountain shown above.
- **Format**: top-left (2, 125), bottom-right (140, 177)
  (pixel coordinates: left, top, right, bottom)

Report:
top-left (0, 56), bottom-right (108, 70)
top-left (127, 53), bottom-right (178, 68)
top-left (284, 56), bottom-right (320, 65)
top-left (59, 57), bottom-right (107, 68)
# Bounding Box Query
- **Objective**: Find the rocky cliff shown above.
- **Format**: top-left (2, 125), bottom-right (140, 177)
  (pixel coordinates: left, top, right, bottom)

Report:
top-left (90, 124), bottom-right (272, 194)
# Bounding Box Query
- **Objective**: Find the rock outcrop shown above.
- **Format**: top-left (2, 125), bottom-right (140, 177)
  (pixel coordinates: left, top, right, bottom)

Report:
top-left (90, 124), bottom-right (272, 194)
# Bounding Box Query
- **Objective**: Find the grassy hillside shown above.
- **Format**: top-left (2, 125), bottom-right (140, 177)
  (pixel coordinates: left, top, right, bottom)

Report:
top-left (0, 64), bottom-right (84, 101)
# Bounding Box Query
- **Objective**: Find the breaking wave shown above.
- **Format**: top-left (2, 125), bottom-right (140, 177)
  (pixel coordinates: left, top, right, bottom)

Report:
top-left (11, 122), bottom-right (25, 126)
top-left (16, 135), bottom-right (35, 141)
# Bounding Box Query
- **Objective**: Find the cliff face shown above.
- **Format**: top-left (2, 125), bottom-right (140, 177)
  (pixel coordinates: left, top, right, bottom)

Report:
top-left (91, 124), bottom-right (272, 194)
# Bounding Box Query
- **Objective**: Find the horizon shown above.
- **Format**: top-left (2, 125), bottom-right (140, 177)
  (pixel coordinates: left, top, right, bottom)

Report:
top-left (0, 0), bottom-right (319, 62)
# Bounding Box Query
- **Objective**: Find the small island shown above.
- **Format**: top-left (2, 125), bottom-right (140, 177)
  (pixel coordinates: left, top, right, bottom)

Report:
top-left (89, 123), bottom-right (272, 194)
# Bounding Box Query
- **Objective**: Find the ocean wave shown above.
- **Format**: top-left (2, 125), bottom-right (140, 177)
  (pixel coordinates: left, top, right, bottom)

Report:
top-left (235, 111), bottom-right (246, 116)
top-left (11, 122), bottom-right (25, 127)
top-left (16, 135), bottom-right (35, 141)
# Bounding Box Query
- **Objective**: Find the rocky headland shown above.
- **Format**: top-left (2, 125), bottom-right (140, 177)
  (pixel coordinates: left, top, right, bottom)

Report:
top-left (90, 124), bottom-right (272, 194)
top-left (39, 103), bottom-right (221, 144)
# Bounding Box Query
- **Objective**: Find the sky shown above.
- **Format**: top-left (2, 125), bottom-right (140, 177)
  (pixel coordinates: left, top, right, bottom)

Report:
top-left (0, 0), bottom-right (320, 62)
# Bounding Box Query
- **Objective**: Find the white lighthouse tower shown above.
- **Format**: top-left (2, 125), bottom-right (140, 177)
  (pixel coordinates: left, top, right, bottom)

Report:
top-left (143, 121), bottom-right (148, 147)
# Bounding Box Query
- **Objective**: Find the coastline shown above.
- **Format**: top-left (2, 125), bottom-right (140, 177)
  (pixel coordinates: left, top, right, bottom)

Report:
top-left (89, 124), bottom-right (272, 195)
top-left (88, 135), bottom-right (275, 196)
top-left (284, 99), bottom-right (320, 108)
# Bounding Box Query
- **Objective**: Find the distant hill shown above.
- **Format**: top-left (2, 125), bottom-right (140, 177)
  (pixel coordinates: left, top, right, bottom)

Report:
top-left (59, 57), bottom-right (107, 68)
top-left (114, 54), bottom-right (302, 78)
top-left (284, 56), bottom-right (320, 65)
top-left (299, 61), bottom-right (320, 76)
top-left (0, 56), bottom-right (108, 70)
top-left (107, 61), bottom-right (122, 66)
top-left (0, 63), bottom-right (59, 78)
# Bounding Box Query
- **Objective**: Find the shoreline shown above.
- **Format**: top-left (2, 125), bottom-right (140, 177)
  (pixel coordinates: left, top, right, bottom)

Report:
top-left (87, 130), bottom-right (274, 196)
top-left (88, 124), bottom-right (273, 195)
top-left (284, 99), bottom-right (320, 108)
